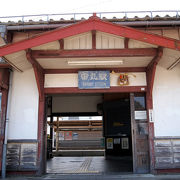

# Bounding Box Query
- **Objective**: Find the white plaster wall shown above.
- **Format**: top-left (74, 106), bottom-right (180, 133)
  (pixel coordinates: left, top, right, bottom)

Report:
top-left (44, 72), bottom-right (147, 88)
top-left (8, 68), bottom-right (39, 139)
top-left (153, 65), bottom-right (180, 137)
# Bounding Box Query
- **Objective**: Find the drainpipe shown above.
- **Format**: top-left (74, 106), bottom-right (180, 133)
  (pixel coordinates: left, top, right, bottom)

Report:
top-left (1, 70), bottom-right (12, 179)
top-left (0, 24), bottom-right (12, 179)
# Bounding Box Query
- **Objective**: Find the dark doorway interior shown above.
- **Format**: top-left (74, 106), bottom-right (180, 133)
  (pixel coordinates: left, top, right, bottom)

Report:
top-left (103, 95), bottom-right (133, 172)
top-left (46, 93), bottom-right (133, 174)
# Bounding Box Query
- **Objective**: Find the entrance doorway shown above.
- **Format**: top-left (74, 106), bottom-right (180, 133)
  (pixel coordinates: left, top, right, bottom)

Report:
top-left (45, 92), bottom-right (149, 174)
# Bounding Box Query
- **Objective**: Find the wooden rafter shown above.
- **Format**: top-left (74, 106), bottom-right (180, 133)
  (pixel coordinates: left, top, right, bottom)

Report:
top-left (32, 48), bottom-right (157, 58)
top-left (0, 15), bottom-right (180, 57)
top-left (44, 67), bottom-right (146, 74)
top-left (26, 49), bottom-right (44, 100)
top-left (146, 47), bottom-right (163, 99)
top-left (44, 86), bottom-right (147, 94)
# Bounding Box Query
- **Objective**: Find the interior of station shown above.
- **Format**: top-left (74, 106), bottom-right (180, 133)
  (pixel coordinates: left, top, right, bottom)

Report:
top-left (46, 92), bottom-right (146, 174)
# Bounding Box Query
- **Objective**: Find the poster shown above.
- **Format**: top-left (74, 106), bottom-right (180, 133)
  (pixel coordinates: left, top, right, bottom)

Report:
top-left (106, 138), bottom-right (113, 149)
top-left (121, 138), bottom-right (129, 149)
top-left (59, 131), bottom-right (64, 140)
top-left (114, 138), bottom-right (120, 144)
top-left (64, 131), bottom-right (72, 140)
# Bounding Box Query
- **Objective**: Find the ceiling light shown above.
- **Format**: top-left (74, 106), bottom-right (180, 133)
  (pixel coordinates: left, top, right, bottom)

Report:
top-left (67, 60), bottom-right (123, 66)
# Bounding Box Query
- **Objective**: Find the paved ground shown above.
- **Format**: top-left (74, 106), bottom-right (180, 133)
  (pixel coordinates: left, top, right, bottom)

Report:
top-left (4, 156), bottom-right (180, 179)
top-left (47, 156), bottom-right (133, 173)
top-left (5, 174), bottom-right (180, 180)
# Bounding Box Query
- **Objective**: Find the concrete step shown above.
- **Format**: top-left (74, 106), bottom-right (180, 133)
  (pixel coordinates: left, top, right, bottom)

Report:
top-left (53, 150), bottom-right (105, 156)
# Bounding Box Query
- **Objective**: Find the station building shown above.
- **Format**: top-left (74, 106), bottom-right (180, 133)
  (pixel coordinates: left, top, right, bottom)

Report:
top-left (0, 12), bottom-right (180, 176)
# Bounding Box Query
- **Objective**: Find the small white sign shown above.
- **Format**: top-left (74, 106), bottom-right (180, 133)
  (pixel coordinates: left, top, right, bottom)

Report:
top-left (135, 111), bottom-right (147, 120)
top-left (114, 138), bottom-right (120, 144)
top-left (149, 109), bottom-right (154, 122)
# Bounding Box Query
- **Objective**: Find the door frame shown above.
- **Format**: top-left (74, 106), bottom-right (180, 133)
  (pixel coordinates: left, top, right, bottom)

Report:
top-left (38, 87), bottom-right (154, 174)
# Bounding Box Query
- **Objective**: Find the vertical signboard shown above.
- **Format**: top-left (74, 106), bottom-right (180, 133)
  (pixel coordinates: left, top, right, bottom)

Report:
top-left (78, 71), bottom-right (110, 89)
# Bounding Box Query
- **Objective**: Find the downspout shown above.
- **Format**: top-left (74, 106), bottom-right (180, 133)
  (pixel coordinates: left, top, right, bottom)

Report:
top-left (1, 70), bottom-right (12, 179)
top-left (1, 24), bottom-right (12, 179)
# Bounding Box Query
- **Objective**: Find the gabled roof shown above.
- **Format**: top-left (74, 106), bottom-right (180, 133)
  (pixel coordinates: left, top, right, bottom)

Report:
top-left (0, 14), bottom-right (180, 58)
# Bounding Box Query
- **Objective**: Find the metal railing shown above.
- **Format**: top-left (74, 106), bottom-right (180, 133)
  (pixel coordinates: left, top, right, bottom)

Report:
top-left (0, 10), bottom-right (179, 23)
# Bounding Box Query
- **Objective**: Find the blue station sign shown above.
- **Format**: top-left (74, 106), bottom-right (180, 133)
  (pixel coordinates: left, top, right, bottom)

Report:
top-left (78, 71), bottom-right (110, 89)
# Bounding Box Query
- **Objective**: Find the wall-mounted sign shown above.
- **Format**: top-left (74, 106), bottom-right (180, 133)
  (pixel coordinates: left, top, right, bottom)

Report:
top-left (78, 71), bottom-right (110, 89)
top-left (149, 109), bottom-right (154, 122)
top-left (135, 111), bottom-right (147, 120)
top-left (121, 138), bottom-right (129, 149)
top-left (106, 138), bottom-right (113, 149)
top-left (114, 138), bottom-right (120, 144)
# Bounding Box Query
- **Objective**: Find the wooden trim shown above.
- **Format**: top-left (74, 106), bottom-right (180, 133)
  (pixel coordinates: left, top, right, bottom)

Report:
top-left (44, 67), bottom-right (146, 74)
top-left (92, 30), bottom-right (96, 49)
top-left (0, 64), bottom-right (11, 68)
top-left (146, 47), bottom-right (163, 97)
top-left (124, 38), bottom-right (129, 49)
top-left (0, 69), bottom-right (10, 171)
top-left (59, 39), bottom-right (64, 50)
top-left (44, 86), bottom-right (147, 94)
top-left (155, 136), bottom-right (180, 139)
top-left (130, 93), bottom-right (136, 173)
top-left (37, 96), bottom-right (45, 175)
top-left (7, 171), bottom-right (37, 174)
top-left (147, 47), bottom-right (163, 69)
top-left (7, 139), bottom-right (38, 143)
top-left (145, 48), bottom-right (163, 174)
top-left (52, 112), bottom-right (99, 116)
top-left (32, 48), bottom-right (157, 58)
top-left (0, 16), bottom-right (180, 57)
top-left (26, 49), bottom-right (45, 101)
top-left (94, 18), bottom-right (180, 51)
top-left (146, 85), bottom-right (155, 173)
top-left (156, 168), bottom-right (180, 174)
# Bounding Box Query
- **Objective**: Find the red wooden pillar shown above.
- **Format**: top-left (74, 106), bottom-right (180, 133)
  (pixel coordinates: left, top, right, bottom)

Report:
top-left (0, 69), bottom-right (10, 173)
top-left (37, 96), bottom-right (46, 175)
top-left (146, 47), bottom-right (163, 173)
top-left (26, 50), bottom-right (46, 175)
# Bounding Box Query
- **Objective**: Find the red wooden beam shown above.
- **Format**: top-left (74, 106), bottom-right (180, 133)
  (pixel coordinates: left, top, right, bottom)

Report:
top-left (44, 67), bottom-right (146, 74)
top-left (0, 64), bottom-right (11, 69)
top-left (26, 49), bottom-right (44, 100)
top-left (146, 47), bottom-right (163, 97)
top-left (93, 18), bottom-right (180, 51)
top-left (0, 16), bottom-right (180, 57)
top-left (44, 86), bottom-right (147, 94)
top-left (32, 48), bottom-right (157, 58)
top-left (92, 30), bottom-right (96, 49)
